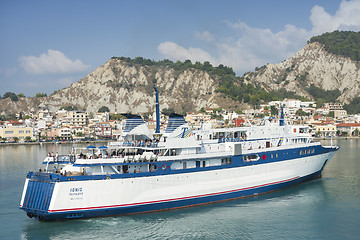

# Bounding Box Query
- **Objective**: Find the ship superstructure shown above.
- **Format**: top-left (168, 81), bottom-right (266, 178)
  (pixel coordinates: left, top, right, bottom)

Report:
top-left (20, 111), bottom-right (338, 220)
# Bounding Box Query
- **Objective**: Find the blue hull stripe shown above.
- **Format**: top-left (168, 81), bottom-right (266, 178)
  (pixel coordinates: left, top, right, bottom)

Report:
top-left (43, 171), bottom-right (321, 220)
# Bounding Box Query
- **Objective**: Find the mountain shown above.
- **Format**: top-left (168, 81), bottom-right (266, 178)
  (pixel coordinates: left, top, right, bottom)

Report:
top-left (1, 31), bottom-right (359, 116)
top-left (37, 58), bottom-right (239, 114)
top-left (243, 31), bottom-right (360, 105)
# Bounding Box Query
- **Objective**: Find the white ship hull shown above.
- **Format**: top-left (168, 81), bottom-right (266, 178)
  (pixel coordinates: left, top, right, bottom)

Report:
top-left (20, 112), bottom-right (339, 220)
top-left (20, 148), bottom-right (336, 220)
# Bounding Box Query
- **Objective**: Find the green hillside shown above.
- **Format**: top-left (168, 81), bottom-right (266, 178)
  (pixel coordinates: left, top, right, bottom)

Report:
top-left (111, 57), bottom-right (302, 107)
top-left (309, 31), bottom-right (360, 61)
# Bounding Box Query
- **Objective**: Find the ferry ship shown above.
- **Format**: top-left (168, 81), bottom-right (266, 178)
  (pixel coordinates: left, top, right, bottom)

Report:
top-left (20, 108), bottom-right (338, 221)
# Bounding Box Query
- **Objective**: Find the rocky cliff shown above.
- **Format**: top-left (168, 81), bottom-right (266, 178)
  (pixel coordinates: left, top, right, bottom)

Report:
top-left (243, 42), bottom-right (360, 104)
top-left (2, 33), bottom-right (360, 116)
top-left (36, 58), bottom-right (237, 114)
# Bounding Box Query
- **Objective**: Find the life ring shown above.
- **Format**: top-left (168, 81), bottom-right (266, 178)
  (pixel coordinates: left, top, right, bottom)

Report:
top-left (162, 164), bottom-right (167, 170)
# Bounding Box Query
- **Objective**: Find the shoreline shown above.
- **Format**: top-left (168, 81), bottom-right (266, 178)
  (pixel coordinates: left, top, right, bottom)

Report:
top-left (0, 140), bottom-right (111, 147)
top-left (314, 136), bottom-right (360, 140)
top-left (1, 137), bottom-right (359, 147)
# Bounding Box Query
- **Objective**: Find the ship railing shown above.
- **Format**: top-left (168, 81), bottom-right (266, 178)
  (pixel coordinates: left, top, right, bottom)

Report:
top-left (43, 155), bottom-right (72, 164)
top-left (123, 154), bottom-right (158, 163)
top-left (218, 137), bottom-right (246, 143)
top-left (120, 141), bottom-right (158, 148)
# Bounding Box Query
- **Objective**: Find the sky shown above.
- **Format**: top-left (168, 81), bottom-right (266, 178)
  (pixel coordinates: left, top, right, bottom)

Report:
top-left (1, 0), bottom-right (360, 97)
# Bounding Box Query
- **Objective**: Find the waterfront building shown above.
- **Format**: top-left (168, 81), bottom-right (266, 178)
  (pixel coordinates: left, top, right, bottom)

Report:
top-left (63, 111), bottom-right (89, 127)
top-left (0, 125), bottom-right (33, 141)
top-left (314, 124), bottom-right (337, 137)
top-left (95, 122), bottom-right (112, 139)
top-left (336, 123), bottom-right (360, 136)
top-left (59, 127), bottom-right (71, 140)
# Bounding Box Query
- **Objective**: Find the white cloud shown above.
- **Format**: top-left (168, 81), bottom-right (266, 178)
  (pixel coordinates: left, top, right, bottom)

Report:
top-left (18, 49), bottom-right (90, 74)
top-left (195, 31), bottom-right (215, 42)
top-left (0, 67), bottom-right (17, 76)
top-left (311, 0), bottom-right (360, 34)
top-left (158, 0), bottom-right (360, 75)
top-left (158, 41), bottom-right (216, 63)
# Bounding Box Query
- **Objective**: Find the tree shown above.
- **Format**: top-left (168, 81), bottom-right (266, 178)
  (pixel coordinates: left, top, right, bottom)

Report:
top-left (315, 98), bottom-right (325, 108)
top-left (98, 106), bottom-right (110, 112)
top-left (35, 93), bottom-right (47, 97)
top-left (353, 128), bottom-right (359, 137)
top-left (60, 105), bottom-right (77, 111)
top-left (17, 93), bottom-right (25, 97)
top-left (343, 97), bottom-right (360, 114)
top-left (3, 92), bottom-right (18, 101)
top-left (270, 106), bottom-right (278, 116)
top-left (76, 132), bottom-right (84, 137)
top-left (13, 137), bottom-right (19, 142)
top-left (296, 109), bottom-right (309, 116)
top-left (25, 136), bottom-right (32, 142)
top-left (162, 108), bottom-right (175, 116)
top-left (327, 111), bottom-right (334, 118)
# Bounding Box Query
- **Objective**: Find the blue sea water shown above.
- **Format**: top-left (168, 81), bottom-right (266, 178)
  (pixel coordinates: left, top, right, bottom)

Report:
top-left (0, 139), bottom-right (359, 240)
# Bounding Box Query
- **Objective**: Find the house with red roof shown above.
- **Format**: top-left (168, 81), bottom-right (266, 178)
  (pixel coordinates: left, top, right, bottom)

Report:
top-left (336, 123), bottom-right (360, 136)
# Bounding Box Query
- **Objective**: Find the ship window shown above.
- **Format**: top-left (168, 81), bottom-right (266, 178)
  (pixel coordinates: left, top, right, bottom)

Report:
top-left (149, 164), bottom-right (157, 172)
top-left (222, 157), bottom-right (232, 165)
top-left (183, 162), bottom-right (187, 169)
top-left (271, 154), bottom-right (273, 158)
top-left (242, 155), bottom-right (259, 162)
top-left (299, 150), bottom-right (302, 155)
top-left (307, 149), bottom-right (311, 154)
top-left (276, 153), bottom-right (278, 158)
top-left (311, 149), bottom-right (315, 154)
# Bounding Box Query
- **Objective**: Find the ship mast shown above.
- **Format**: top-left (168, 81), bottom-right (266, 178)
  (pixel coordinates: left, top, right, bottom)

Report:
top-left (154, 86), bottom-right (160, 134)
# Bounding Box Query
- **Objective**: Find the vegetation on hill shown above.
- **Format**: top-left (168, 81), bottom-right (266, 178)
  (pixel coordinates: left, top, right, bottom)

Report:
top-left (98, 106), bottom-right (110, 113)
top-left (1, 92), bottom-right (19, 101)
top-left (60, 105), bottom-right (77, 111)
top-left (344, 97), bottom-right (360, 114)
top-left (111, 57), bottom-right (235, 77)
top-left (305, 84), bottom-right (341, 108)
top-left (309, 31), bottom-right (360, 61)
top-left (112, 57), bottom-right (304, 107)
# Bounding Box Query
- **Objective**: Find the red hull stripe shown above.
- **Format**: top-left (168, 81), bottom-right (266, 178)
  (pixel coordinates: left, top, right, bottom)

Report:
top-left (48, 176), bottom-right (300, 213)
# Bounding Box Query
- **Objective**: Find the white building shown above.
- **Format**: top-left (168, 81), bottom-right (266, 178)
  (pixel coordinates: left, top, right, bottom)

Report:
top-left (284, 99), bottom-right (301, 108)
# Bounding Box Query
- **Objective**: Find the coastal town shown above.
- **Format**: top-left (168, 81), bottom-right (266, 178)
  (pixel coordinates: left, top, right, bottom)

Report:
top-left (1, 98), bottom-right (359, 144)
